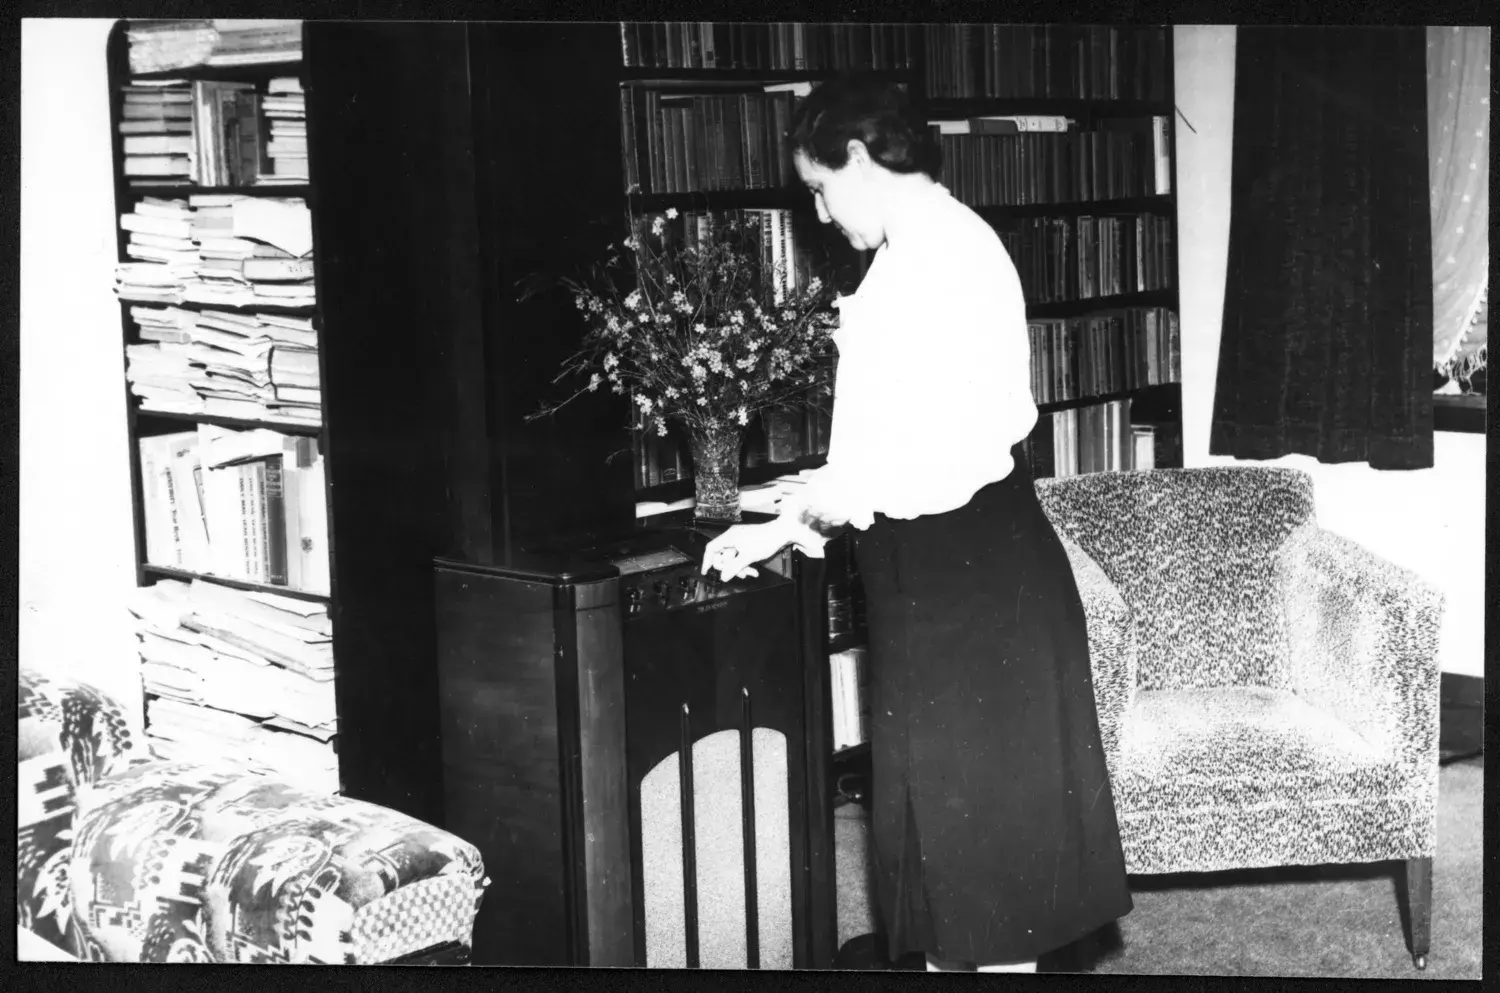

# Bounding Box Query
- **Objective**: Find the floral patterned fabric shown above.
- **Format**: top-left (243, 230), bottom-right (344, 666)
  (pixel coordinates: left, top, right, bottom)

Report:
top-left (18, 668), bottom-right (488, 963)
top-left (1036, 466), bottom-right (1445, 875)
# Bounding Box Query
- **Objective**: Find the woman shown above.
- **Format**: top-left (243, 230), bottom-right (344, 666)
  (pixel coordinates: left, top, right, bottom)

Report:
top-left (702, 74), bottom-right (1132, 973)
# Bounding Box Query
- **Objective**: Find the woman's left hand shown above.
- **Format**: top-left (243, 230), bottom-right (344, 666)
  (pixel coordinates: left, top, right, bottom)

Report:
top-left (701, 522), bottom-right (790, 581)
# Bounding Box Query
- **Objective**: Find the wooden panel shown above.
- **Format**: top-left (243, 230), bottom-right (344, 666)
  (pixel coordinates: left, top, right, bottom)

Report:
top-left (433, 563), bottom-right (569, 965)
top-left (574, 578), bottom-right (636, 965)
top-left (464, 22), bottom-right (639, 559)
top-left (304, 21), bottom-right (490, 823)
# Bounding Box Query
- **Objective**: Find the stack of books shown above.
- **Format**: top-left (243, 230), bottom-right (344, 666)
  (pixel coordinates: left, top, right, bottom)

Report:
top-left (261, 78), bottom-right (308, 181)
top-left (119, 81), bottom-right (193, 184)
top-left (126, 19), bottom-right (302, 75)
top-left (129, 578), bottom-right (337, 795)
top-left (115, 195), bottom-right (315, 309)
top-left (126, 307), bottom-right (320, 424)
top-left (136, 424), bottom-right (330, 593)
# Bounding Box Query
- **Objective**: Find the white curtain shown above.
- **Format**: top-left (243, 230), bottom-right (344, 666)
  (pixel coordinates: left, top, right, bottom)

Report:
top-left (1428, 26), bottom-right (1490, 378)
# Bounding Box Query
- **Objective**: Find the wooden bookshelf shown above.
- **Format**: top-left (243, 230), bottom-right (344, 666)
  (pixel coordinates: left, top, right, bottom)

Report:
top-left (106, 20), bottom-right (458, 825)
top-left (613, 23), bottom-right (1186, 836)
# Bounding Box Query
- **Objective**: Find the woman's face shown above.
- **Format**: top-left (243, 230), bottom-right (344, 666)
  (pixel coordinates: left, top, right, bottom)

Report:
top-left (794, 144), bottom-right (884, 252)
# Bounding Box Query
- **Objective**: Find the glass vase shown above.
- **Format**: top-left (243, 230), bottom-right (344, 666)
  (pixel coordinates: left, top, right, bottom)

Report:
top-left (688, 422), bottom-right (743, 522)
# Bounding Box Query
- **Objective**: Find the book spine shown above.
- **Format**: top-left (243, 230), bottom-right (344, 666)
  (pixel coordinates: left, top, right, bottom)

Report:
top-left (263, 455), bottom-right (288, 586)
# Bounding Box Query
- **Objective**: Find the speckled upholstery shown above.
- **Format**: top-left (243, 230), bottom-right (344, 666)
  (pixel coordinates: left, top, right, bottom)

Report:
top-left (1036, 466), bottom-right (1444, 876)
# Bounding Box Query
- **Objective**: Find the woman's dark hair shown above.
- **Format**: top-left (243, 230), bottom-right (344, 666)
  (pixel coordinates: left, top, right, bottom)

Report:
top-left (787, 73), bottom-right (943, 181)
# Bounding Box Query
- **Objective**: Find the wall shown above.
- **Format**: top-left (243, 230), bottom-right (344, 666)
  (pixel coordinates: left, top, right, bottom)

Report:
top-left (20, 19), bottom-right (144, 725)
top-left (1173, 25), bottom-right (1487, 678)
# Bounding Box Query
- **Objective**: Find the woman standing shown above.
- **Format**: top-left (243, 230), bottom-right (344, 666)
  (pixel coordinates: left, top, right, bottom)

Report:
top-left (701, 74), bottom-right (1132, 973)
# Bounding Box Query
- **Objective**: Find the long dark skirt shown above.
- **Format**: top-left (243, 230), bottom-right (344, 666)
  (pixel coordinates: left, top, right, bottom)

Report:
top-left (852, 444), bottom-right (1132, 965)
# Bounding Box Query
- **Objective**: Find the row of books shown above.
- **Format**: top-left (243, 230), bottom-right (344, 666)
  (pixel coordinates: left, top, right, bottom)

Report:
top-left (1028, 400), bottom-right (1159, 478)
top-left (829, 647), bottom-right (871, 753)
top-left (923, 25), bottom-right (1170, 102)
top-left (138, 425), bottom-right (330, 594)
top-left (127, 305), bottom-right (319, 425)
top-left (625, 85), bottom-right (803, 195)
top-left (1028, 307), bottom-right (1181, 405)
top-left (129, 578), bottom-right (336, 795)
top-left (934, 117), bottom-right (1173, 206)
top-left (997, 213), bottom-right (1176, 305)
top-left (620, 22), bottom-right (917, 72)
top-left (117, 77), bottom-right (306, 187)
top-left (126, 19), bottom-right (302, 75)
top-left (115, 195), bottom-right (315, 309)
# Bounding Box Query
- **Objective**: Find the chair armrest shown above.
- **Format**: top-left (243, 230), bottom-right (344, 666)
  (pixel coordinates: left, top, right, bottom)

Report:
top-left (1059, 534), bottom-right (1138, 768)
top-left (1279, 526), bottom-right (1445, 769)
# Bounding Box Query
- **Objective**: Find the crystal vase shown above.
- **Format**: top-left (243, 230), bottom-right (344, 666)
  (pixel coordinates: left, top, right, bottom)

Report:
top-left (688, 422), bottom-right (744, 522)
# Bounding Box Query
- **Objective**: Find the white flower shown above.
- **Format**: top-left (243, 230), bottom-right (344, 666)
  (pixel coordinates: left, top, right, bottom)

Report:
top-left (696, 396), bottom-right (708, 406)
top-left (665, 386), bottom-right (680, 398)
top-left (665, 207), bottom-right (679, 219)
top-left (603, 352), bottom-right (619, 370)
top-left (730, 311), bottom-right (745, 327)
top-left (612, 383), bottom-right (625, 394)
top-left (588, 373), bottom-right (602, 391)
top-left (736, 406), bottom-right (749, 426)
top-left (808, 277), bottom-right (823, 293)
top-left (635, 394), bottom-right (655, 413)
top-left (624, 290), bottom-right (642, 309)
top-left (657, 420), bottom-right (669, 436)
top-left (652, 217), bottom-right (666, 236)
top-left (695, 322), bottom-right (707, 334)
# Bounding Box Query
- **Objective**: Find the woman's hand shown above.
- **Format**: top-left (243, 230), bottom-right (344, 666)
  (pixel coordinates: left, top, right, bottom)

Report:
top-left (701, 522), bottom-right (790, 581)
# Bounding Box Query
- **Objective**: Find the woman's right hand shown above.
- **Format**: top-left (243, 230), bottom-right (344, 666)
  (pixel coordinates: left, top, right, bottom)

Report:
top-left (701, 522), bottom-right (790, 581)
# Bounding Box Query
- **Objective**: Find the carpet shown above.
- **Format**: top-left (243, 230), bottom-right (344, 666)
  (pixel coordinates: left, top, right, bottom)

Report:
top-left (833, 759), bottom-right (1482, 980)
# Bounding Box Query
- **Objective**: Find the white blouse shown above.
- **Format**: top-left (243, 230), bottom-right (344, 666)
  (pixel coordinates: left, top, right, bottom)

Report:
top-left (776, 184), bottom-right (1038, 557)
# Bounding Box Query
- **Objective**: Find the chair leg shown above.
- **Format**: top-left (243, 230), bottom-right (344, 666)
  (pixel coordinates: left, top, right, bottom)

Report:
top-left (1406, 856), bottom-right (1432, 970)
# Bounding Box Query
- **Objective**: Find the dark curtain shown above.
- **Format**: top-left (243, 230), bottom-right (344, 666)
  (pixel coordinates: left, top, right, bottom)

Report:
top-left (1210, 27), bottom-right (1435, 470)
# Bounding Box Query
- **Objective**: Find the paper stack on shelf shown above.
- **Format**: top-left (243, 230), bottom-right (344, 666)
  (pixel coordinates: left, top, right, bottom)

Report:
top-left (261, 77), bottom-right (308, 182)
top-left (116, 196), bottom-right (315, 315)
top-left (125, 20), bottom-right (218, 75)
top-left (130, 578), bottom-right (338, 794)
top-left (126, 304), bottom-right (321, 424)
top-left (126, 19), bottom-right (301, 75)
top-left (204, 20), bottom-right (303, 68)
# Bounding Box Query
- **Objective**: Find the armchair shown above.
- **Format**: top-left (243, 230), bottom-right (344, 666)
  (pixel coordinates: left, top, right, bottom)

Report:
top-left (1036, 466), bottom-right (1444, 969)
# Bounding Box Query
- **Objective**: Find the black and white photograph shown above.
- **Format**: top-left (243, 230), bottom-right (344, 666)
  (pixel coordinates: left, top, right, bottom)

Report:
top-left (15, 14), bottom-right (1486, 981)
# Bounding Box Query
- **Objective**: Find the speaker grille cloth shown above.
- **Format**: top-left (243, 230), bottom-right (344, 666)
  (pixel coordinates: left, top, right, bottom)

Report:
top-left (640, 728), bottom-right (792, 969)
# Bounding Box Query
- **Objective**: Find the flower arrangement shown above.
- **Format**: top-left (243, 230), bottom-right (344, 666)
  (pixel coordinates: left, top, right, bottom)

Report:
top-left (528, 207), bottom-right (840, 519)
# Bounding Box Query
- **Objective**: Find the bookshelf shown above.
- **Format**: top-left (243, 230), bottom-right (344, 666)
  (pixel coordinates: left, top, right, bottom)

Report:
top-left (105, 19), bottom-right (465, 825)
top-left (609, 19), bottom-right (1183, 967)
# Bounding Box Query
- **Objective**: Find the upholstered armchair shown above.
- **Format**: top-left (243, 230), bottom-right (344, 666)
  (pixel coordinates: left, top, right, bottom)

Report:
top-left (1035, 466), bottom-right (1444, 970)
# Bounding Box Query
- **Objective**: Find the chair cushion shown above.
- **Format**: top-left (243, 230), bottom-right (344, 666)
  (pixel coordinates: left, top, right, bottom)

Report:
top-left (1114, 686), bottom-right (1399, 814)
top-left (1037, 467), bottom-right (1315, 692)
top-left (64, 760), bottom-right (487, 963)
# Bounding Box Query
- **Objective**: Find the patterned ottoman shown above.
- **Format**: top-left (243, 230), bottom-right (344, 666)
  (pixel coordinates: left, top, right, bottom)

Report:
top-left (19, 668), bottom-right (488, 963)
